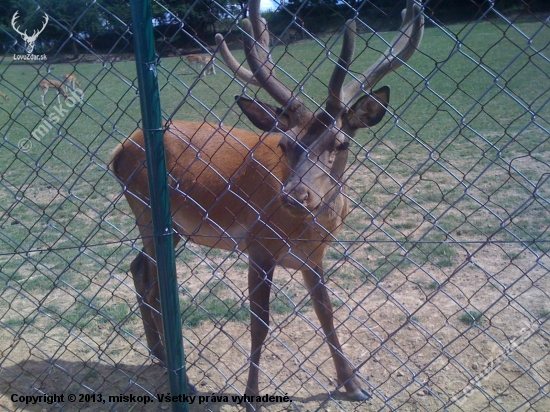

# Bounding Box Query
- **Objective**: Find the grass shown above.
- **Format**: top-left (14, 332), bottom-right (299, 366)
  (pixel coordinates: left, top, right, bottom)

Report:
top-left (537, 308), bottom-right (550, 320)
top-left (414, 280), bottom-right (439, 291)
top-left (181, 293), bottom-right (249, 328)
top-left (0, 17), bottom-right (548, 339)
top-left (459, 310), bottom-right (485, 326)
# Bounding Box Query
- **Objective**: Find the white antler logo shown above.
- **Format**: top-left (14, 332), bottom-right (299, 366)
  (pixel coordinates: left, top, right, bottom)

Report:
top-left (11, 11), bottom-right (49, 55)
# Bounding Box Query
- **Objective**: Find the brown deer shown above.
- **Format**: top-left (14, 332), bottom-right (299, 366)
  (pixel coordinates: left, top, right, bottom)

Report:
top-left (283, 28), bottom-right (300, 44)
top-left (37, 79), bottom-right (68, 106)
top-left (64, 73), bottom-right (84, 104)
top-left (111, 0), bottom-right (423, 410)
top-left (202, 55), bottom-right (216, 76)
top-left (186, 54), bottom-right (215, 77)
top-left (64, 73), bottom-right (82, 90)
top-left (185, 54), bottom-right (205, 73)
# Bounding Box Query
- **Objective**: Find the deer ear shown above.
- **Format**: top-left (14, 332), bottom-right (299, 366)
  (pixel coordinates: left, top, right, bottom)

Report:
top-left (345, 86), bottom-right (390, 130)
top-left (235, 96), bottom-right (292, 132)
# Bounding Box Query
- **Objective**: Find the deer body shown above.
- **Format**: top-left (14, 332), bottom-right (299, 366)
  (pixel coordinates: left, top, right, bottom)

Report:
top-left (63, 74), bottom-right (84, 104)
top-left (186, 54), bottom-right (205, 73)
top-left (283, 29), bottom-right (300, 44)
top-left (186, 54), bottom-right (215, 77)
top-left (112, 121), bottom-right (345, 260)
top-left (113, 1), bottom-right (423, 410)
top-left (37, 79), bottom-right (68, 106)
top-left (64, 73), bottom-right (81, 90)
top-left (112, 119), bottom-right (360, 409)
top-left (203, 56), bottom-right (216, 76)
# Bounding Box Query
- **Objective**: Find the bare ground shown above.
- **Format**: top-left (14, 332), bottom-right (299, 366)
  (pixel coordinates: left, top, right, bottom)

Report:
top-left (1, 238), bottom-right (548, 412)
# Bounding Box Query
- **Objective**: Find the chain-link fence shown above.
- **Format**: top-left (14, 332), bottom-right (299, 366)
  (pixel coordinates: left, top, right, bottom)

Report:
top-left (1, 0), bottom-right (549, 411)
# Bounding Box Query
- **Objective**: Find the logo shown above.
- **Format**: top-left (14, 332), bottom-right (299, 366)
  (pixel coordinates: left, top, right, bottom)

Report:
top-left (12, 11), bottom-right (48, 59)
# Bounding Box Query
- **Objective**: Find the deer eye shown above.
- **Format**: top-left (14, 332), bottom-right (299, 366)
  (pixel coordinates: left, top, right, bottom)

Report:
top-left (277, 142), bottom-right (286, 154)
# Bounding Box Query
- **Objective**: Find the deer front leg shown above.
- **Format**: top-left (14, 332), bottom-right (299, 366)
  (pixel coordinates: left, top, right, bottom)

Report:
top-left (302, 266), bottom-right (370, 402)
top-left (246, 253), bottom-right (275, 412)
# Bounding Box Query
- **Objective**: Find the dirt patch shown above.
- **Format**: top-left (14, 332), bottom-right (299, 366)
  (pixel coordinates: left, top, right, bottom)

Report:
top-left (2, 134), bottom-right (549, 411)
top-left (1, 240), bottom-right (548, 412)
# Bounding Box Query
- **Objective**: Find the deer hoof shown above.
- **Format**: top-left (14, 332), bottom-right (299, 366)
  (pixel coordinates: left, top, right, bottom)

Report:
top-left (245, 403), bottom-right (261, 412)
top-left (348, 387), bottom-right (371, 401)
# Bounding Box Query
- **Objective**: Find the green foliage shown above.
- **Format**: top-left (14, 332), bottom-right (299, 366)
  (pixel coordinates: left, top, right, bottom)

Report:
top-left (3, 0), bottom-right (548, 56)
top-left (459, 310), bottom-right (484, 326)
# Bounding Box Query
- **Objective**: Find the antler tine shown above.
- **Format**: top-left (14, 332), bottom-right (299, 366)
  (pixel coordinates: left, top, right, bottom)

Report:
top-left (39, 13), bottom-right (49, 32)
top-left (343, 0), bottom-right (424, 101)
top-left (247, 0), bottom-right (273, 71)
top-left (214, 13), bottom-right (271, 89)
top-left (326, 19), bottom-right (356, 117)
top-left (244, 0), bottom-right (309, 122)
top-left (11, 11), bottom-right (25, 36)
top-left (215, 0), bottom-right (311, 126)
top-left (215, 33), bottom-right (262, 87)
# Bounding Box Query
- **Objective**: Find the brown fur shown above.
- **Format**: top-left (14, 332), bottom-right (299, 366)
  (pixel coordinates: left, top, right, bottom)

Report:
top-left (112, 1), bottom-right (422, 409)
top-left (111, 121), bottom-right (353, 411)
top-left (37, 79), bottom-right (68, 106)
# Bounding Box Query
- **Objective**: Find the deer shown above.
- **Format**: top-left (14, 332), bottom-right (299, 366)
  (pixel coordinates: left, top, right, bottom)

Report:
top-left (111, 0), bottom-right (423, 410)
top-left (202, 55), bottom-right (216, 76)
top-left (186, 54), bottom-right (205, 73)
top-left (64, 73), bottom-right (84, 104)
top-left (186, 54), bottom-right (215, 77)
top-left (283, 28), bottom-right (300, 44)
top-left (64, 73), bottom-right (82, 90)
top-left (37, 79), bottom-right (68, 106)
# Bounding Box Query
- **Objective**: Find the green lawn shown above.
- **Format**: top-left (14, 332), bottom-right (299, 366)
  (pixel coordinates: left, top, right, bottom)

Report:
top-left (0, 15), bottom-right (548, 332)
top-left (0, 14), bottom-right (549, 411)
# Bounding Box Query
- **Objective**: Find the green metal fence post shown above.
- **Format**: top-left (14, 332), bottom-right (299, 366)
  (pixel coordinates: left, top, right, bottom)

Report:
top-left (129, 1), bottom-right (189, 411)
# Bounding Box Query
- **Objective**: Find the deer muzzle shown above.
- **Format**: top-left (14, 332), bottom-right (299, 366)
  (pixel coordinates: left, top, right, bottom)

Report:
top-left (281, 172), bottom-right (323, 214)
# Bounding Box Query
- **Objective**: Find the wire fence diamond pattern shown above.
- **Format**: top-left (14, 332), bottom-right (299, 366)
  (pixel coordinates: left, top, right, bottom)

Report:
top-left (0, 0), bottom-right (549, 411)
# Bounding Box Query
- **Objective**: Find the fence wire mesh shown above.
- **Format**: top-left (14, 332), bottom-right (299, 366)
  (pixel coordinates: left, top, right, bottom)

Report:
top-left (1, 0), bottom-right (549, 411)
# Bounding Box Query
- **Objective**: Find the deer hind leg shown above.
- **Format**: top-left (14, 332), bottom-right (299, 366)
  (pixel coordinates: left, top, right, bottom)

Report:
top-left (130, 214), bottom-right (183, 363)
top-left (129, 228), bottom-right (198, 396)
top-left (130, 230), bottom-right (166, 362)
top-left (301, 266), bottom-right (370, 402)
top-left (41, 87), bottom-right (47, 106)
top-left (245, 250), bottom-right (276, 412)
top-left (130, 246), bottom-right (166, 362)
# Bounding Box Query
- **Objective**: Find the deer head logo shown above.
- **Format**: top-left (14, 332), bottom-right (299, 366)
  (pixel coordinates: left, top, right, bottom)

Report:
top-left (11, 11), bottom-right (49, 54)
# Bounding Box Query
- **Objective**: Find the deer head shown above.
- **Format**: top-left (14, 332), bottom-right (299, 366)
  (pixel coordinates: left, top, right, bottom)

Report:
top-left (215, 0), bottom-right (424, 216)
top-left (12, 11), bottom-right (49, 54)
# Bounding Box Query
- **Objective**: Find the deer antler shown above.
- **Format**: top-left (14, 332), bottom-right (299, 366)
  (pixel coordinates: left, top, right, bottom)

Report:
top-left (11, 11), bottom-right (48, 40)
top-left (11, 11), bottom-right (25, 37)
top-left (215, 0), bottom-right (311, 128)
top-left (343, 0), bottom-right (424, 103)
top-left (31, 13), bottom-right (49, 40)
top-left (214, 22), bottom-right (264, 88)
top-left (325, 19), bottom-right (357, 117)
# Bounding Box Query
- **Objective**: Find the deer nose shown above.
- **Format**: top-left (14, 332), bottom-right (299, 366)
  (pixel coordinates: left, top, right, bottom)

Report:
top-left (282, 182), bottom-right (311, 208)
